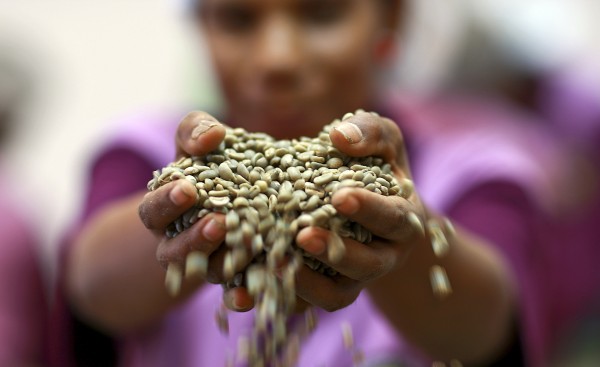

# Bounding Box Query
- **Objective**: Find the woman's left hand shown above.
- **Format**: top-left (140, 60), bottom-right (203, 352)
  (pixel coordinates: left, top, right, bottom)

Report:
top-left (292, 111), bottom-right (429, 310)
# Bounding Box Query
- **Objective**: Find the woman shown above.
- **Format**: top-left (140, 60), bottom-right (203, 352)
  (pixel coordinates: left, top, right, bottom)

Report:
top-left (61, 0), bottom-right (566, 365)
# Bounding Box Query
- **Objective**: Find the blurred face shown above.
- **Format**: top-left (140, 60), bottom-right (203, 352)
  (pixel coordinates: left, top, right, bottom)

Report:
top-left (198, 0), bottom-right (397, 139)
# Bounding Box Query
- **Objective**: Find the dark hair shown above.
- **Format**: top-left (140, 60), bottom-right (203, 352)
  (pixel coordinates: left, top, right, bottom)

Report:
top-left (191, 0), bottom-right (403, 24)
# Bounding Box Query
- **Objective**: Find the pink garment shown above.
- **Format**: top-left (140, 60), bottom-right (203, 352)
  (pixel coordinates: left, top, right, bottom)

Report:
top-left (120, 285), bottom-right (410, 367)
top-left (538, 68), bottom-right (600, 151)
top-left (393, 92), bottom-right (600, 367)
top-left (0, 168), bottom-right (48, 366)
top-left (64, 109), bottom-right (417, 367)
top-left (55, 93), bottom-right (590, 366)
top-left (535, 70), bottom-right (600, 362)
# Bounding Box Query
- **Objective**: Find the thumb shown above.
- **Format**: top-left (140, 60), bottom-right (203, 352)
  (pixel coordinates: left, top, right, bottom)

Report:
top-left (329, 110), bottom-right (409, 173)
top-left (175, 111), bottom-right (227, 157)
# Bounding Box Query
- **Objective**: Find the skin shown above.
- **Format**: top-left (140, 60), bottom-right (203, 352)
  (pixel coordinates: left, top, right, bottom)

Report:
top-left (66, 0), bottom-right (516, 364)
top-left (196, 0), bottom-right (398, 139)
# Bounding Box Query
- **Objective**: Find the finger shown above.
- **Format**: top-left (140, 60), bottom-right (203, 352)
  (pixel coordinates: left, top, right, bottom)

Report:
top-left (139, 180), bottom-right (198, 231)
top-left (296, 226), bottom-right (397, 281)
top-left (293, 265), bottom-right (361, 312)
top-left (156, 213), bottom-right (226, 268)
top-left (329, 111), bottom-right (409, 174)
top-left (175, 111), bottom-right (227, 157)
top-left (223, 286), bottom-right (255, 312)
top-left (331, 187), bottom-right (425, 242)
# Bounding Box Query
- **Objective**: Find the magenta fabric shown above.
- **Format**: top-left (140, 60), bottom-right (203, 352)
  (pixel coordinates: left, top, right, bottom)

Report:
top-left (534, 71), bottom-right (600, 363)
top-left (538, 69), bottom-right (600, 150)
top-left (119, 285), bottom-right (410, 367)
top-left (391, 92), bottom-right (600, 367)
top-left (0, 170), bottom-right (48, 366)
top-left (71, 109), bottom-right (417, 366)
top-left (55, 94), bottom-right (597, 366)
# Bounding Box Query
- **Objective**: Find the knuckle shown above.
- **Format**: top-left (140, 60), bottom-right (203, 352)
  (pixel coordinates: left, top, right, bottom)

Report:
top-left (380, 121), bottom-right (404, 154)
top-left (387, 202), bottom-right (409, 237)
top-left (366, 197), bottom-right (404, 237)
top-left (183, 224), bottom-right (205, 249)
top-left (138, 201), bottom-right (155, 229)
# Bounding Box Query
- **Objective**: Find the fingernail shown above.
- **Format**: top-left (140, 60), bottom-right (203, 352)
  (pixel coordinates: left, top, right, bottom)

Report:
top-left (331, 191), bottom-right (360, 215)
top-left (203, 218), bottom-right (225, 242)
top-left (235, 287), bottom-right (256, 311)
top-left (191, 119), bottom-right (219, 139)
top-left (169, 182), bottom-right (195, 206)
top-left (225, 289), bottom-right (248, 312)
top-left (232, 295), bottom-right (245, 311)
top-left (298, 237), bottom-right (327, 255)
top-left (334, 122), bottom-right (363, 144)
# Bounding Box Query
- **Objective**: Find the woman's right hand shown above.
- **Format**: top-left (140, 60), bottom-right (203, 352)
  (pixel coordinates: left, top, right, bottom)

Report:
top-left (138, 112), bottom-right (254, 306)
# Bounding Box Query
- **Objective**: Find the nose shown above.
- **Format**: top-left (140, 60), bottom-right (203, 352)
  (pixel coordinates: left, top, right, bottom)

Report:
top-left (253, 15), bottom-right (303, 87)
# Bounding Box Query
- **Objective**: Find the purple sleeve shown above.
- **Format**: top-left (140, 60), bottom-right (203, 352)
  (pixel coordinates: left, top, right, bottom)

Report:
top-left (81, 147), bottom-right (157, 222)
top-left (0, 211), bottom-right (48, 366)
top-left (446, 181), bottom-right (549, 367)
top-left (48, 147), bottom-right (160, 367)
top-left (447, 182), bottom-right (540, 272)
top-left (49, 112), bottom-right (180, 366)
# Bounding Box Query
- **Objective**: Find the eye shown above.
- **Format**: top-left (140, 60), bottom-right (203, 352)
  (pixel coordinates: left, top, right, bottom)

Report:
top-left (300, 0), bottom-right (347, 26)
top-left (210, 4), bottom-right (258, 33)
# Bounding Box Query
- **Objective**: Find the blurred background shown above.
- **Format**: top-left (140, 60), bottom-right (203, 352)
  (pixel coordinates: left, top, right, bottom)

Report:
top-left (2, 0), bottom-right (599, 295)
top-left (0, 1), bottom-right (598, 363)
top-left (0, 0), bottom-right (220, 283)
